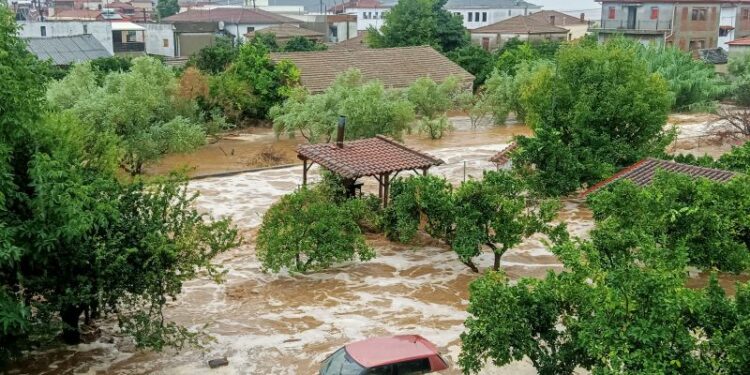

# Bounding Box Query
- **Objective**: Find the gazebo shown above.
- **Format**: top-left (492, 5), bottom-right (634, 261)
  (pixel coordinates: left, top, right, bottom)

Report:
top-left (297, 128), bottom-right (443, 206)
top-left (489, 142), bottom-right (517, 170)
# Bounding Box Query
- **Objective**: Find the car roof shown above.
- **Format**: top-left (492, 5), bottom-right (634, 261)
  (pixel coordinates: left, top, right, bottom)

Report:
top-left (344, 335), bottom-right (439, 368)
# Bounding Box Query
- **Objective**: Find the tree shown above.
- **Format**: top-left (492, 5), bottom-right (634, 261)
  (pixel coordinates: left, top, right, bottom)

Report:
top-left (494, 40), bottom-right (560, 76)
top-left (382, 171), bottom-right (564, 272)
top-left (460, 223), bottom-right (750, 374)
top-left (282, 36), bottom-right (328, 52)
top-left (55, 57), bottom-right (206, 175)
top-left (588, 172), bottom-right (750, 273)
top-left (189, 37), bottom-right (238, 74)
top-left (512, 39), bottom-right (672, 196)
top-left (446, 45), bottom-right (495, 88)
top-left (406, 76), bottom-right (464, 139)
top-left (365, 0), bottom-right (467, 52)
top-left (728, 52), bottom-right (750, 106)
top-left (270, 69), bottom-right (415, 143)
top-left (0, 7), bottom-right (240, 362)
top-left (210, 42), bottom-right (300, 122)
top-left (256, 187), bottom-right (375, 272)
top-left (156, 0), bottom-right (179, 19)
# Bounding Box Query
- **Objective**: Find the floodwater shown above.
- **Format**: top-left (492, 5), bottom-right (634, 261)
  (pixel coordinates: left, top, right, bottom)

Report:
top-left (6, 116), bottom-right (745, 375)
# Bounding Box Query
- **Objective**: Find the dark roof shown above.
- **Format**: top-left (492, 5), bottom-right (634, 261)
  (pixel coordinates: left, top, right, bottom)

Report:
top-left (489, 142), bottom-right (517, 165)
top-left (246, 24), bottom-right (323, 39)
top-left (472, 14), bottom-right (569, 34)
top-left (24, 34), bottom-right (111, 65)
top-left (444, 0), bottom-right (540, 10)
top-left (583, 158), bottom-right (737, 196)
top-left (163, 8), bottom-right (299, 24)
top-left (526, 10), bottom-right (587, 27)
top-left (699, 48), bottom-right (728, 64)
top-left (271, 46), bottom-right (474, 93)
top-left (297, 135), bottom-right (444, 179)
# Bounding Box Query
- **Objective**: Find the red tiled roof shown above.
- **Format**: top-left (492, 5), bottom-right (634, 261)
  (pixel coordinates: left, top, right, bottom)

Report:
top-left (246, 24), bottom-right (323, 39)
top-left (51, 9), bottom-right (102, 19)
top-left (728, 37), bottom-right (750, 46)
top-left (489, 142), bottom-right (517, 165)
top-left (163, 8), bottom-right (299, 24)
top-left (297, 135), bottom-right (444, 179)
top-left (582, 158), bottom-right (737, 196)
top-left (472, 14), bottom-right (569, 34)
top-left (526, 10), bottom-right (587, 27)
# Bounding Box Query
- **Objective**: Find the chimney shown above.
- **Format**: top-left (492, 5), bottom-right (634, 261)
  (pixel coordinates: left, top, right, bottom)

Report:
top-left (336, 116), bottom-right (346, 148)
top-left (580, 12), bottom-right (585, 22)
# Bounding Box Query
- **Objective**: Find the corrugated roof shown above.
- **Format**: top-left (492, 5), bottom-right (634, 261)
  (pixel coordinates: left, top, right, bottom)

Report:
top-left (246, 24), bottom-right (323, 38)
top-left (271, 46), bottom-right (474, 93)
top-left (445, 0), bottom-right (540, 10)
top-left (489, 142), bottom-right (517, 165)
top-left (526, 10), bottom-right (586, 27)
top-left (24, 34), bottom-right (112, 65)
top-left (472, 14), bottom-right (569, 34)
top-left (297, 135), bottom-right (444, 179)
top-left (582, 158), bottom-right (737, 196)
top-left (163, 8), bottom-right (299, 24)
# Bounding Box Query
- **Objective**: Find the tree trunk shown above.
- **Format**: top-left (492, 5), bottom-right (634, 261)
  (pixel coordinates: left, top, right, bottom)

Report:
top-left (60, 304), bottom-right (83, 345)
top-left (462, 259), bottom-right (479, 273)
top-left (493, 252), bottom-right (501, 271)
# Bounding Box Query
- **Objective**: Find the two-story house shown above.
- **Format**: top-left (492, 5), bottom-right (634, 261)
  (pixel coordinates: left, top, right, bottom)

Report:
top-left (444, 0), bottom-right (541, 30)
top-left (328, 0), bottom-right (393, 32)
top-left (595, 0), bottom-right (750, 52)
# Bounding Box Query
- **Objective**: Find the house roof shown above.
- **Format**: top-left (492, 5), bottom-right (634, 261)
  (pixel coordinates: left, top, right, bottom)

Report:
top-left (526, 10), bottom-right (586, 27)
top-left (345, 335), bottom-right (441, 368)
top-left (246, 23), bottom-right (323, 39)
top-left (445, 0), bottom-right (540, 10)
top-left (270, 46), bottom-right (474, 93)
top-left (50, 9), bottom-right (102, 19)
top-left (171, 21), bottom-right (219, 33)
top-left (582, 158), bottom-right (737, 196)
top-left (328, 0), bottom-right (385, 12)
top-left (297, 135), bottom-right (444, 179)
top-left (472, 14), bottom-right (569, 34)
top-left (329, 31), bottom-right (369, 50)
top-left (162, 8), bottom-right (299, 24)
top-left (728, 37), bottom-right (750, 46)
top-left (24, 34), bottom-right (111, 65)
top-left (489, 142), bottom-right (517, 165)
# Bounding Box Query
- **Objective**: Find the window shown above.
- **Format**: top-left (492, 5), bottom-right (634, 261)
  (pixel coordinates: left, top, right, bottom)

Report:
top-left (40, 25), bottom-right (46, 36)
top-left (162, 38), bottom-right (169, 47)
top-left (365, 365), bottom-right (393, 374)
top-left (720, 27), bottom-right (731, 37)
top-left (83, 24), bottom-right (88, 34)
top-left (743, 8), bottom-right (750, 20)
top-left (650, 6), bottom-right (659, 20)
top-left (475, 12), bottom-right (480, 21)
top-left (374, 12), bottom-right (378, 18)
top-left (689, 39), bottom-right (706, 50)
top-left (247, 26), bottom-right (254, 33)
top-left (126, 30), bottom-right (137, 42)
top-left (394, 358), bottom-right (431, 374)
top-left (482, 12), bottom-right (487, 22)
top-left (508, 9), bottom-right (511, 16)
top-left (549, 15), bottom-right (556, 24)
top-left (608, 6), bottom-right (615, 20)
top-left (468, 12), bottom-right (473, 22)
top-left (691, 7), bottom-right (707, 21)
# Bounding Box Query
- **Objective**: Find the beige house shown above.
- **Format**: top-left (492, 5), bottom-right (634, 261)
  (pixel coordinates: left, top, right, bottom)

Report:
top-left (470, 14), bottom-right (569, 50)
top-left (526, 10), bottom-right (589, 41)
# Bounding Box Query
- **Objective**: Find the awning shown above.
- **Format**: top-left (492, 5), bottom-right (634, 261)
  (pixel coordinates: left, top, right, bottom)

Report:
top-left (111, 21), bottom-right (145, 31)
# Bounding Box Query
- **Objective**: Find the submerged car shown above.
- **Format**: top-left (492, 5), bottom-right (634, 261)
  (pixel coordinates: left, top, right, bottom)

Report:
top-left (319, 335), bottom-right (449, 374)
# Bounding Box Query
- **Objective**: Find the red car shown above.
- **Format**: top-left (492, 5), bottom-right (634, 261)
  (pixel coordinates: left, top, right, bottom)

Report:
top-left (319, 335), bottom-right (449, 374)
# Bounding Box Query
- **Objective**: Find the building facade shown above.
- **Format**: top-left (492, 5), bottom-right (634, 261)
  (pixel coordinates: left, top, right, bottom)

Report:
top-left (445, 0), bottom-right (541, 30)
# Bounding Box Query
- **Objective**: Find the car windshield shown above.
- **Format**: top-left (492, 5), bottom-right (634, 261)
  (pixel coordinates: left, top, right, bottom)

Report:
top-left (320, 348), bottom-right (366, 375)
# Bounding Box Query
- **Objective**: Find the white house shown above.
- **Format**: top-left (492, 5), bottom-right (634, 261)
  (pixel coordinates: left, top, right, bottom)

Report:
top-left (162, 8), bottom-right (301, 43)
top-left (18, 20), bottom-right (115, 54)
top-left (444, 0), bottom-right (541, 30)
top-left (328, 0), bottom-right (392, 32)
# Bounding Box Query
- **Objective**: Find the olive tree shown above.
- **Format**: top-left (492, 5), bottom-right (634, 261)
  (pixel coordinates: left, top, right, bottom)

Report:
top-left (406, 76), bottom-right (464, 139)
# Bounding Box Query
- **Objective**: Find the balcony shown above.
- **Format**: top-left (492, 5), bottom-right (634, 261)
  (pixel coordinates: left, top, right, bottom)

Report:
top-left (592, 19), bottom-right (672, 35)
top-left (113, 42), bottom-right (145, 53)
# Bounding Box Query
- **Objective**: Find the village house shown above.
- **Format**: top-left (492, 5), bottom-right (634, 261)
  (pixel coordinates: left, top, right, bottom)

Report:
top-left (162, 8), bottom-right (300, 44)
top-left (270, 46), bottom-right (474, 93)
top-left (594, 0), bottom-right (750, 52)
top-left (470, 14), bottom-right (568, 50)
top-left (525, 10), bottom-right (589, 41)
top-left (328, 0), bottom-right (392, 32)
top-left (445, 0), bottom-right (541, 30)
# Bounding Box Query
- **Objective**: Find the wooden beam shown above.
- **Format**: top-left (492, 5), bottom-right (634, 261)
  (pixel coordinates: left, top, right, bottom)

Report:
top-left (302, 159), bottom-right (308, 186)
top-left (383, 173), bottom-right (391, 207)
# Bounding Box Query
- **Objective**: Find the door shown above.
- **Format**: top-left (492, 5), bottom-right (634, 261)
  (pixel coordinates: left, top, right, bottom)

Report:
top-left (627, 6), bottom-right (637, 29)
top-left (481, 37), bottom-right (490, 50)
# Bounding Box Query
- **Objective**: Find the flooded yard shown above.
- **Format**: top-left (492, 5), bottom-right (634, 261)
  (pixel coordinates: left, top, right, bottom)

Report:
top-left (7, 115), bottom-right (746, 375)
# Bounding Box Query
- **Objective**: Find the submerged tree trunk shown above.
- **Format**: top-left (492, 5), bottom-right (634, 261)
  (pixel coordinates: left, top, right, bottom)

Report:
top-left (60, 304), bottom-right (84, 344)
top-left (462, 259), bottom-right (479, 273)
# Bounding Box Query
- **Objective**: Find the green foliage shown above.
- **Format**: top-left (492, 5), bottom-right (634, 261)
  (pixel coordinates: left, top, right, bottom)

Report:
top-left (46, 62), bottom-right (99, 109)
top-left (189, 37), bottom-right (238, 74)
top-left (271, 69), bottom-right (415, 142)
top-left (89, 55), bottom-right (132, 80)
top-left (282, 36), bottom-right (328, 52)
top-left (156, 0), bottom-right (179, 18)
top-left (728, 53), bottom-right (750, 106)
top-left (407, 76), bottom-right (464, 139)
top-left (365, 0), bottom-right (467, 52)
top-left (512, 39), bottom-right (672, 196)
top-left (587, 171), bottom-right (750, 273)
top-left (256, 187), bottom-right (375, 273)
top-left (446, 45), bottom-right (495, 88)
top-left (210, 42), bottom-right (300, 121)
top-left (494, 39), bottom-right (559, 76)
top-left (383, 171), bottom-right (563, 272)
top-left (669, 142), bottom-right (750, 173)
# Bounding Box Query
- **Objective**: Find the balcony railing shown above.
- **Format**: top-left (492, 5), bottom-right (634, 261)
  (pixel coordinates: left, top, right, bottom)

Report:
top-left (113, 42), bottom-right (145, 53)
top-left (596, 19), bottom-right (672, 32)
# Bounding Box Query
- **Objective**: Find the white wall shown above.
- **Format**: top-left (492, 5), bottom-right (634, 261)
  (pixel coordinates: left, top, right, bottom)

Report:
top-left (720, 6), bottom-right (737, 51)
top-left (139, 23), bottom-right (175, 57)
top-left (18, 21), bottom-right (114, 54)
top-left (346, 8), bottom-right (388, 31)
top-left (223, 23), bottom-right (278, 42)
top-left (448, 7), bottom-right (536, 29)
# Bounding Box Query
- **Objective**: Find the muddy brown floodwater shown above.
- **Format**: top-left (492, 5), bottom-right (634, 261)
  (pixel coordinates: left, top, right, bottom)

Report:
top-left (7, 116), bottom-right (747, 375)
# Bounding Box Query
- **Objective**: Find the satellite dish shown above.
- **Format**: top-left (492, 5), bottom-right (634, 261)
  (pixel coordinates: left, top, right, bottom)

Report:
top-left (218, 21), bottom-right (225, 30)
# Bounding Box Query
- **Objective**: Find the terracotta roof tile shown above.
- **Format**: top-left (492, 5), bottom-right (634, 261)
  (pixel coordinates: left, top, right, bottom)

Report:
top-left (728, 37), bottom-right (750, 46)
top-left (526, 10), bottom-right (587, 27)
top-left (489, 142), bottom-right (517, 165)
top-left (582, 158), bottom-right (737, 196)
top-left (472, 14), bottom-right (569, 34)
top-left (163, 8), bottom-right (299, 24)
top-left (297, 135), bottom-right (444, 178)
top-left (271, 46), bottom-right (474, 93)
top-left (246, 24), bottom-right (323, 39)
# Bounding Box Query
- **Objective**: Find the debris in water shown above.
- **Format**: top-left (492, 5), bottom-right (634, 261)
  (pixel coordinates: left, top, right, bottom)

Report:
top-left (208, 357), bottom-right (229, 369)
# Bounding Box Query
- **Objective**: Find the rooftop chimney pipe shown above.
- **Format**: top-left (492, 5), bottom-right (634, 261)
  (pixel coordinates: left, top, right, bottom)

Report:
top-left (336, 116), bottom-right (346, 148)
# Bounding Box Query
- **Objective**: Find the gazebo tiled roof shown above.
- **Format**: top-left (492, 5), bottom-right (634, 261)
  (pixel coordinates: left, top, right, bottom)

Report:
top-left (297, 135), bottom-right (444, 179)
top-left (489, 142), bottom-right (517, 165)
top-left (582, 158), bottom-right (737, 196)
